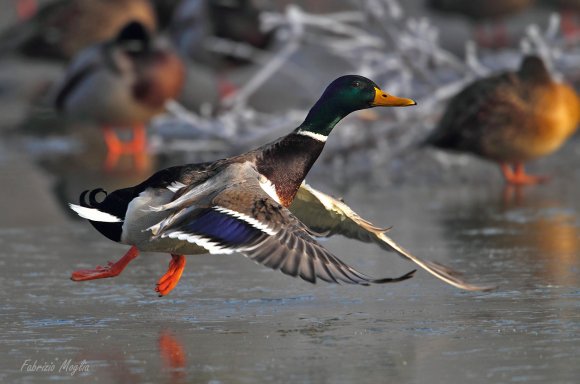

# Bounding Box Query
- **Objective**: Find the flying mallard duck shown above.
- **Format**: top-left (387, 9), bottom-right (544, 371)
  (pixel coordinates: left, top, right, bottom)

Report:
top-left (424, 55), bottom-right (580, 185)
top-left (54, 21), bottom-right (185, 163)
top-left (69, 75), bottom-right (491, 296)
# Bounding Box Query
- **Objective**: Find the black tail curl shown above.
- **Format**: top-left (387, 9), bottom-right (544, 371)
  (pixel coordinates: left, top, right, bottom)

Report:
top-left (80, 189), bottom-right (108, 208)
top-left (78, 188), bottom-right (125, 242)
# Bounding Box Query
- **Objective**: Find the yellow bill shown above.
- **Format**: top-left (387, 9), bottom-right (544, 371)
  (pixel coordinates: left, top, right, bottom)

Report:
top-left (372, 87), bottom-right (416, 107)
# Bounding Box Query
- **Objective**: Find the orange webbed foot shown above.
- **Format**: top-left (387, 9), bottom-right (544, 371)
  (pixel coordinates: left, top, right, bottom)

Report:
top-left (156, 254), bottom-right (186, 297)
top-left (71, 246), bottom-right (139, 281)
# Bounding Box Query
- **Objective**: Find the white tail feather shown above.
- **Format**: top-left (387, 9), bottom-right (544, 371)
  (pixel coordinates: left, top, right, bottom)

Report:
top-left (69, 203), bottom-right (123, 223)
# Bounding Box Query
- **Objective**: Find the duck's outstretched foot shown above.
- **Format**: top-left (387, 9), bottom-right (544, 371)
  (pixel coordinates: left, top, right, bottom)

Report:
top-left (71, 246), bottom-right (139, 281)
top-left (500, 163), bottom-right (550, 186)
top-left (156, 254), bottom-right (186, 296)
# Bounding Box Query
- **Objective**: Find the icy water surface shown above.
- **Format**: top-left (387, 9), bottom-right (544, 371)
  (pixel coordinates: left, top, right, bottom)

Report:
top-left (1, 180), bottom-right (579, 383)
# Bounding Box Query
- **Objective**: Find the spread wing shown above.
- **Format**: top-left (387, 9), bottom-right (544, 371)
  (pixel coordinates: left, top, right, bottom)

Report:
top-left (148, 180), bottom-right (415, 286)
top-left (290, 183), bottom-right (495, 291)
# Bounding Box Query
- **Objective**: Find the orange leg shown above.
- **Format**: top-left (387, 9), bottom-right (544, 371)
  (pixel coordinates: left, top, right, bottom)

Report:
top-left (102, 124), bottom-right (147, 154)
top-left (156, 254), bottom-right (186, 296)
top-left (128, 124), bottom-right (147, 153)
top-left (102, 126), bottom-right (125, 155)
top-left (500, 162), bottom-right (549, 185)
top-left (71, 246), bottom-right (139, 281)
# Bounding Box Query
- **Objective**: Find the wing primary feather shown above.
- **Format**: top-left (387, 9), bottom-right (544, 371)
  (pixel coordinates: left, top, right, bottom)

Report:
top-left (299, 254), bottom-right (317, 284)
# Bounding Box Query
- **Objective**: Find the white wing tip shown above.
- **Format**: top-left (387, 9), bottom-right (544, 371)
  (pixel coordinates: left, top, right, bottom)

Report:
top-left (69, 203), bottom-right (123, 223)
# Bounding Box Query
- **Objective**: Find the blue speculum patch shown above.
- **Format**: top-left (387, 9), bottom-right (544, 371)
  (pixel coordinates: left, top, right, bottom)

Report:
top-left (183, 209), bottom-right (264, 245)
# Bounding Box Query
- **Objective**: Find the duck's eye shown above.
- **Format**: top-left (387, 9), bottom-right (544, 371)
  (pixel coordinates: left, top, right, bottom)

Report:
top-left (352, 81), bottom-right (362, 88)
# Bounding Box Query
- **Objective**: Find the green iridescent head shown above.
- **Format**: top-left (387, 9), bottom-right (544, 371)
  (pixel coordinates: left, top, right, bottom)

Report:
top-left (298, 75), bottom-right (416, 136)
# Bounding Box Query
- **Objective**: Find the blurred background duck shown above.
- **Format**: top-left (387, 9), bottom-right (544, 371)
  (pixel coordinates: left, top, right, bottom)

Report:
top-left (423, 55), bottom-right (580, 185)
top-left (169, 0), bottom-right (274, 68)
top-left (427, 0), bottom-right (533, 48)
top-left (540, 0), bottom-right (580, 39)
top-left (54, 21), bottom-right (185, 169)
top-left (0, 0), bottom-right (157, 61)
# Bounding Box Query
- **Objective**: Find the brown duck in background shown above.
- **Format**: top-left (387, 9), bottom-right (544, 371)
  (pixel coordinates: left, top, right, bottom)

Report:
top-left (0, 0), bottom-right (157, 61)
top-left (54, 21), bottom-right (185, 170)
top-left (427, 0), bottom-right (533, 48)
top-left (424, 55), bottom-right (580, 185)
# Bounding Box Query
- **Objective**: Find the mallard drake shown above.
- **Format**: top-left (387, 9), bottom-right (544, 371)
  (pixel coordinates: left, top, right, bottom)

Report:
top-left (54, 21), bottom-right (185, 165)
top-left (424, 55), bottom-right (580, 185)
top-left (427, 0), bottom-right (533, 48)
top-left (69, 75), bottom-right (490, 295)
top-left (0, 0), bottom-right (157, 61)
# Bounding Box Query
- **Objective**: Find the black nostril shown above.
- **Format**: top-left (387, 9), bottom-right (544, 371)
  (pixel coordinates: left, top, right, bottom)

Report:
top-left (382, 94), bottom-right (387, 97)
